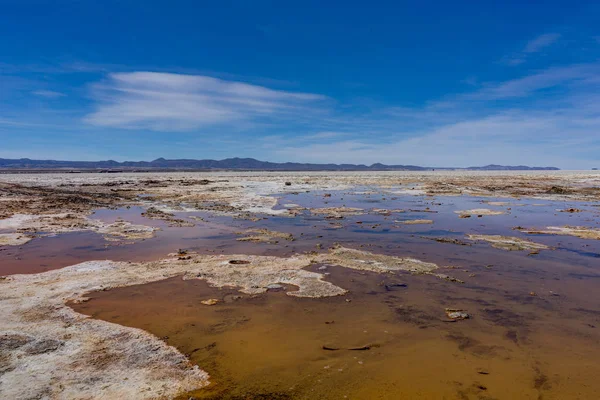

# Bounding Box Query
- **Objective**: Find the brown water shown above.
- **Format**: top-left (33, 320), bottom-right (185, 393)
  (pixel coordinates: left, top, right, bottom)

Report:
top-left (5, 191), bottom-right (600, 398)
top-left (73, 265), bottom-right (600, 399)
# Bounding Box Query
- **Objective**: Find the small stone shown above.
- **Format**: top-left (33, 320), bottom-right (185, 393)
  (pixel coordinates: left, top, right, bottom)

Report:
top-left (201, 299), bottom-right (219, 306)
top-left (445, 308), bottom-right (470, 320)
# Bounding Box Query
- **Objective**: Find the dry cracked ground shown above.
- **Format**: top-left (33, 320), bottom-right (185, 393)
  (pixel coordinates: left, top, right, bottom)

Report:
top-left (1, 171), bottom-right (600, 399)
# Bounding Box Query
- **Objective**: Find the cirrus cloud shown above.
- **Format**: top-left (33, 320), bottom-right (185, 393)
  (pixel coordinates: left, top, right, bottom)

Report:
top-left (84, 72), bottom-right (328, 131)
top-left (503, 33), bottom-right (561, 65)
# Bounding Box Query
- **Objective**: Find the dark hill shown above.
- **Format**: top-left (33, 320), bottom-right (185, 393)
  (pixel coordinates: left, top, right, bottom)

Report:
top-left (0, 157), bottom-right (560, 172)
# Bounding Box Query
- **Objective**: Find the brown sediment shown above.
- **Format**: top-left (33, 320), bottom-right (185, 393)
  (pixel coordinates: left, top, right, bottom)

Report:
top-left (372, 208), bottom-right (406, 215)
top-left (310, 207), bottom-right (364, 218)
top-left (518, 226), bottom-right (600, 240)
top-left (0, 233), bottom-right (34, 246)
top-left (556, 208), bottom-right (584, 213)
top-left (236, 228), bottom-right (295, 243)
top-left (0, 181), bottom-right (127, 219)
top-left (396, 219), bottom-right (434, 225)
top-left (432, 273), bottom-right (465, 283)
top-left (423, 237), bottom-right (471, 246)
top-left (467, 234), bottom-right (550, 251)
top-left (141, 206), bottom-right (195, 227)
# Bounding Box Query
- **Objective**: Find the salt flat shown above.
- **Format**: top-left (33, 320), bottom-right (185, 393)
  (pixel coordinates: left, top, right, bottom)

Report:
top-left (1, 171), bottom-right (599, 399)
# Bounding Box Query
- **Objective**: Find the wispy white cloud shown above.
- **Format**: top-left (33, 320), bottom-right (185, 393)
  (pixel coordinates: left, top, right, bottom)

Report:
top-left (523, 33), bottom-right (561, 53)
top-left (466, 63), bottom-right (598, 100)
top-left (84, 72), bottom-right (327, 130)
top-left (273, 111), bottom-right (600, 168)
top-left (71, 57), bottom-right (600, 168)
top-left (304, 131), bottom-right (346, 140)
top-left (32, 90), bottom-right (66, 98)
top-left (503, 33), bottom-right (561, 65)
top-left (269, 63), bottom-right (600, 169)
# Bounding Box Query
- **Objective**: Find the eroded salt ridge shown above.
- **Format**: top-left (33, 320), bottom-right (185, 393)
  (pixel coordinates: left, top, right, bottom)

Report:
top-left (467, 234), bottom-right (549, 251)
top-left (518, 226), bottom-right (600, 240)
top-left (0, 213), bottom-right (157, 245)
top-left (454, 208), bottom-right (507, 217)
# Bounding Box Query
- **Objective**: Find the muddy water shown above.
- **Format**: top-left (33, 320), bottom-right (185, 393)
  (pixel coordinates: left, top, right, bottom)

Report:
top-left (73, 264), bottom-right (600, 399)
top-left (5, 191), bottom-right (600, 398)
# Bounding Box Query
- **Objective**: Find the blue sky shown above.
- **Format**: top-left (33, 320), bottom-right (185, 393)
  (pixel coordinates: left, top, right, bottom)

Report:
top-left (1, 0), bottom-right (600, 168)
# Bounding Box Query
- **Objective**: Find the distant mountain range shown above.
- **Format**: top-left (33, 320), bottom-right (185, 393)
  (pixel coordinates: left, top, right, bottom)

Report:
top-left (0, 157), bottom-right (560, 171)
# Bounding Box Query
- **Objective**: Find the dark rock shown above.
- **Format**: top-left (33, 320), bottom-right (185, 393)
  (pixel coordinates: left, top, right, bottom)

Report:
top-left (384, 282), bottom-right (408, 291)
top-left (546, 186), bottom-right (571, 194)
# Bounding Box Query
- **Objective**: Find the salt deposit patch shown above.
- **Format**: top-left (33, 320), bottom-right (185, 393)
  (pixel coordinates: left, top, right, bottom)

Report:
top-left (467, 234), bottom-right (549, 251)
top-left (519, 226), bottom-right (600, 240)
top-left (454, 208), bottom-right (506, 217)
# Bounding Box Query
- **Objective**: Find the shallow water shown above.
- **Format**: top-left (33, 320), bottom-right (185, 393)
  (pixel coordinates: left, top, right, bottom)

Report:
top-left (73, 264), bottom-right (600, 399)
top-left (4, 191), bottom-right (600, 399)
